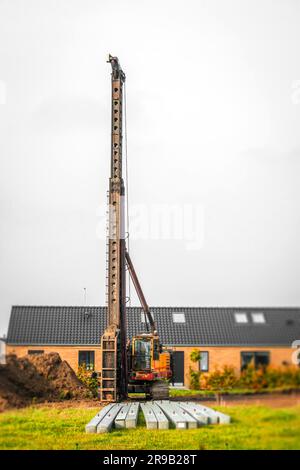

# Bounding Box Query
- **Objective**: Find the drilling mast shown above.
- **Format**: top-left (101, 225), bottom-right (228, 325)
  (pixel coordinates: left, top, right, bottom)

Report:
top-left (99, 55), bottom-right (127, 401)
top-left (99, 55), bottom-right (172, 403)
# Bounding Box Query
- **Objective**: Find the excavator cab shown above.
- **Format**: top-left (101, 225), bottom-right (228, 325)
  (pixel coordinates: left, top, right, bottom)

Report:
top-left (131, 334), bottom-right (159, 372)
top-left (128, 333), bottom-right (172, 399)
top-left (132, 336), bottom-right (152, 371)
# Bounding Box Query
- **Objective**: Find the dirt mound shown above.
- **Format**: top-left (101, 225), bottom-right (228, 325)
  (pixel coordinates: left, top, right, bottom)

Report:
top-left (0, 353), bottom-right (91, 411)
top-left (27, 353), bottom-right (89, 400)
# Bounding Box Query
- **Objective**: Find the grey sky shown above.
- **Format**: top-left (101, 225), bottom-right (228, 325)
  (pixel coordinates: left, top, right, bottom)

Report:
top-left (1, 0), bottom-right (300, 336)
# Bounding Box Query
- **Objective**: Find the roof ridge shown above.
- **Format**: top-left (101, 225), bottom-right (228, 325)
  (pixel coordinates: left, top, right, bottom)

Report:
top-left (11, 305), bottom-right (300, 309)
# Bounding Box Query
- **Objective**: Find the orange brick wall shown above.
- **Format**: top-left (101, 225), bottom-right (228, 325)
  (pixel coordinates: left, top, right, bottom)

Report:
top-left (167, 345), bottom-right (296, 387)
top-left (6, 344), bottom-right (296, 387)
top-left (6, 345), bottom-right (102, 372)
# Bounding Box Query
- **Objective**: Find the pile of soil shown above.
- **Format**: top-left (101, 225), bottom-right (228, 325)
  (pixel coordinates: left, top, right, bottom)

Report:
top-left (27, 353), bottom-right (89, 400)
top-left (0, 353), bottom-right (91, 412)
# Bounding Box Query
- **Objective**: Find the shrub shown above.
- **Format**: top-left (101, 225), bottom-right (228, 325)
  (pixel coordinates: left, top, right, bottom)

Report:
top-left (189, 350), bottom-right (202, 390)
top-left (203, 365), bottom-right (238, 402)
top-left (204, 365), bottom-right (238, 391)
top-left (190, 350), bottom-right (201, 363)
top-left (199, 364), bottom-right (300, 396)
top-left (189, 368), bottom-right (201, 390)
top-left (239, 366), bottom-right (267, 391)
top-left (238, 365), bottom-right (300, 391)
top-left (77, 364), bottom-right (98, 398)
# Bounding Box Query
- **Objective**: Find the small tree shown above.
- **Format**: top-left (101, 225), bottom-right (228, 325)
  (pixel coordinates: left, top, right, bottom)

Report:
top-left (204, 365), bottom-right (237, 403)
top-left (189, 350), bottom-right (201, 390)
top-left (77, 363), bottom-right (98, 398)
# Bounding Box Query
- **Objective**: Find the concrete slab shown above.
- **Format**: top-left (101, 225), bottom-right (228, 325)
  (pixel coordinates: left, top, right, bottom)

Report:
top-left (178, 402), bottom-right (209, 425)
top-left (150, 402), bottom-right (169, 430)
top-left (155, 401), bottom-right (197, 429)
top-left (96, 403), bottom-right (124, 433)
top-left (85, 404), bottom-right (115, 433)
top-left (188, 403), bottom-right (230, 424)
top-left (141, 403), bottom-right (158, 429)
top-left (196, 405), bottom-right (231, 424)
top-left (126, 402), bottom-right (140, 428)
top-left (187, 403), bottom-right (218, 424)
top-left (114, 403), bottom-right (131, 429)
top-left (85, 400), bottom-right (230, 434)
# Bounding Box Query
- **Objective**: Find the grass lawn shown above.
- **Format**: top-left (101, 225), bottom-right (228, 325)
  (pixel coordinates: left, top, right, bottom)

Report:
top-left (168, 387), bottom-right (300, 397)
top-left (1, 404), bottom-right (300, 450)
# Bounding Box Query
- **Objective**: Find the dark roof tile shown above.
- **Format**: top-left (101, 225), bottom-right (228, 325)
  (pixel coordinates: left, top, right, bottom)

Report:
top-left (6, 306), bottom-right (300, 347)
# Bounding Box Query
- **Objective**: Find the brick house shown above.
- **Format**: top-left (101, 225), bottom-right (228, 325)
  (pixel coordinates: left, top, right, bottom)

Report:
top-left (6, 306), bottom-right (300, 387)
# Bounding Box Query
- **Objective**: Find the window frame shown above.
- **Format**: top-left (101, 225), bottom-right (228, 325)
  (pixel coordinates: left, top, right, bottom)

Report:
top-left (78, 350), bottom-right (95, 371)
top-left (251, 312), bottom-right (266, 324)
top-left (234, 312), bottom-right (248, 324)
top-left (198, 351), bottom-right (209, 372)
top-left (172, 312), bottom-right (186, 323)
top-left (241, 351), bottom-right (270, 371)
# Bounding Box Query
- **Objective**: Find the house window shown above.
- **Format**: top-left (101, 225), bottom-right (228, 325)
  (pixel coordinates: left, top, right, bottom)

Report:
top-left (172, 312), bottom-right (186, 323)
top-left (241, 351), bottom-right (270, 371)
top-left (199, 351), bottom-right (209, 372)
top-left (28, 350), bottom-right (44, 355)
top-left (234, 312), bottom-right (248, 323)
top-left (251, 312), bottom-right (266, 324)
top-left (79, 351), bottom-right (95, 370)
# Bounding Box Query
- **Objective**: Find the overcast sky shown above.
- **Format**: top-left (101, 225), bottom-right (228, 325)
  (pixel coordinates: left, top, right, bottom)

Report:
top-left (0, 0), bottom-right (300, 336)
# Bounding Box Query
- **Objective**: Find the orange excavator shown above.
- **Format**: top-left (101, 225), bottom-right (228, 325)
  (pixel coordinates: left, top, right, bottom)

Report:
top-left (99, 55), bottom-right (172, 402)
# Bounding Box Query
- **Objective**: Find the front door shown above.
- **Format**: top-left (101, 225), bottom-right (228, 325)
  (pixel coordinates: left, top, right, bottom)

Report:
top-left (172, 351), bottom-right (184, 386)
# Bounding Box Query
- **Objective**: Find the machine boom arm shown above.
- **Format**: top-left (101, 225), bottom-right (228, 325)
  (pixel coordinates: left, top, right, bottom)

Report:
top-left (125, 251), bottom-right (156, 334)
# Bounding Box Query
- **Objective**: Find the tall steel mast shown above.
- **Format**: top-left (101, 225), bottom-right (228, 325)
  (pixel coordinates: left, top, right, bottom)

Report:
top-left (99, 55), bottom-right (127, 401)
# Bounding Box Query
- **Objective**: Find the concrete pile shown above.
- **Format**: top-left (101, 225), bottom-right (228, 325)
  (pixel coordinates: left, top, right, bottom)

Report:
top-left (85, 400), bottom-right (231, 433)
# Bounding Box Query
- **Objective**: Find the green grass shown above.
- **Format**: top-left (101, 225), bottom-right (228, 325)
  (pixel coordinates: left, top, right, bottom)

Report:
top-left (129, 389), bottom-right (241, 398)
top-left (169, 388), bottom-right (215, 397)
top-left (129, 386), bottom-right (300, 399)
top-left (1, 404), bottom-right (300, 450)
top-left (169, 386), bottom-right (300, 397)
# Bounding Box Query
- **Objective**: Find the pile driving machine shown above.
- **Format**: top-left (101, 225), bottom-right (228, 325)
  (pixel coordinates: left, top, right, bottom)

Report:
top-left (99, 55), bottom-right (172, 402)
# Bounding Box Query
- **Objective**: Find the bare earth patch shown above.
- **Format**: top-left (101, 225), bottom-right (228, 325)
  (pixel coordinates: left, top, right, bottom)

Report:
top-left (0, 353), bottom-right (91, 412)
